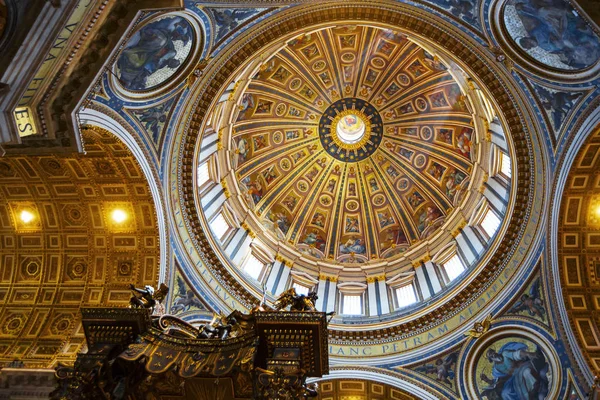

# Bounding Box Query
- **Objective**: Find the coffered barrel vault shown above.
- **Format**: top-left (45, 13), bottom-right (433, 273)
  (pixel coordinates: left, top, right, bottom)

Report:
top-left (0, 129), bottom-right (160, 368)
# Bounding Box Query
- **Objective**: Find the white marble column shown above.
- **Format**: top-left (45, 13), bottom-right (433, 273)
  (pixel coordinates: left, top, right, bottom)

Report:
top-left (377, 278), bottom-right (390, 314)
top-left (273, 263), bottom-right (292, 296)
top-left (367, 278), bottom-right (378, 316)
top-left (326, 279), bottom-right (338, 313)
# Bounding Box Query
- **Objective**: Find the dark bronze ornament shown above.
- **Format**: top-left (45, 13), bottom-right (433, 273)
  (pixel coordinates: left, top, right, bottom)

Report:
top-left (52, 306), bottom-right (329, 399)
top-left (128, 283), bottom-right (169, 311)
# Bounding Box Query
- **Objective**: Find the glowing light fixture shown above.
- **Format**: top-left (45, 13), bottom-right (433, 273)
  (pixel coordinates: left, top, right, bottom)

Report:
top-left (111, 209), bottom-right (128, 223)
top-left (595, 205), bottom-right (600, 218)
top-left (20, 210), bottom-right (34, 223)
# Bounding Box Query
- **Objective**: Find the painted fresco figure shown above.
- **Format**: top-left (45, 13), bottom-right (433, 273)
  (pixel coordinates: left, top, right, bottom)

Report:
top-left (457, 128), bottom-right (472, 157)
top-left (117, 17), bottom-right (192, 90)
top-left (137, 105), bottom-right (168, 140)
top-left (418, 206), bottom-right (442, 233)
top-left (444, 168), bottom-right (467, 199)
top-left (274, 212), bottom-right (290, 234)
top-left (510, 0), bottom-right (600, 69)
top-left (513, 0), bottom-right (564, 54)
top-left (236, 138), bottom-right (249, 164)
top-left (534, 85), bottom-right (581, 131)
top-left (508, 278), bottom-right (546, 320)
top-left (369, 177), bottom-right (379, 191)
top-left (480, 342), bottom-right (550, 400)
top-left (211, 9), bottom-right (259, 41)
top-left (171, 276), bottom-right (204, 314)
top-left (446, 0), bottom-right (477, 24)
top-left (348, 182), bottom-right (357, 196)
top-left (246, 179), bottom-right (263, 204)
top-left (345, 217), bottom-right (360, 233)
top-left (339, 238), bottom-right (366, 254)
top-left (237, 94), bottom-right (255, 121)
top-left (303, 230), bottom-right (326, 251)
top-left (311, 213), bottom-right (325, 227)
top-left (414, 353), bottom-right (457, 386)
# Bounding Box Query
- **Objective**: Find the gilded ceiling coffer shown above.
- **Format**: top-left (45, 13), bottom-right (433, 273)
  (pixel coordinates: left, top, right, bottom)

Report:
top-left (51, 290), bottom-right (329, 399)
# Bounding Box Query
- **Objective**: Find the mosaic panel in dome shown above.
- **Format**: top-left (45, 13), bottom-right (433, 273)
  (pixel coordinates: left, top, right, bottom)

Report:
top-left (504, 272), bottom-right (548, 326)
top-left (503, 0), bottom-right (600, 70)
top-left (528, 81), bottom-right (584, 136)
top-left (116, 15), bottom-right (194, 91)
top-left (474, 336), bottom-right (554, 398)
top-left (127, 95), bottom-right (179, 148)
top-left (408, 350), bottom-right (459, 391)
top-left (170, 261), bottom-right (209, 317)
top-left (206, 7), bottom-right (268, 45)
top-left (179, 2), bottom-right (538, 349)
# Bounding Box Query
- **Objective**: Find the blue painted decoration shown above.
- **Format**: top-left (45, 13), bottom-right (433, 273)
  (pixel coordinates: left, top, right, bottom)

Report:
top-left (531, 82), bottom-right (582, 134)
top-left (116, 15), bottom-right (194, 91)
top-left (130, 96), bottom-right (177, 145)
top-left (504, 0), bottom-right (600, 70)
top-left (208, 8), bottom-right (267, 44)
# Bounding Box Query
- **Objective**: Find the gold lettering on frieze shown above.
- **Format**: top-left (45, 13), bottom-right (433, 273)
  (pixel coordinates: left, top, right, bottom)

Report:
top-left (328, 237), bottom-right (532, 357)
top-left (13, 107), bottom-right (38, 137)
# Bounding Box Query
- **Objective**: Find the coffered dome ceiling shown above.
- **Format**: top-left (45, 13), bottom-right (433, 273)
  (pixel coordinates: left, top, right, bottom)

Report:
top-left (228, 25), bottom-right (487, 268)
top-left (186, 10), bottom-right (521, 331)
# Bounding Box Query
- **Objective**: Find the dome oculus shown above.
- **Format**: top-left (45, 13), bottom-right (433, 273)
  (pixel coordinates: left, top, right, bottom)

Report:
top-left (336, 113), bottom-right (365, 144)
top-left (319, 98), bottom-right (383, 162)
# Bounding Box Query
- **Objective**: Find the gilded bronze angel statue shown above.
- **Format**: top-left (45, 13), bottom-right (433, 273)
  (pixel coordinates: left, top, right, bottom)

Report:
top-left (197, 312), bottom-right (239, 340)
top-left (274, 288), bottom-right (318, 312)
top-left (129, 283), bottom-right (169, 311)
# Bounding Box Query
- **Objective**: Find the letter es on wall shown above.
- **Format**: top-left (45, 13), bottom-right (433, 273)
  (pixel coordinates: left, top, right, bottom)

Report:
top-left (13, 107), bottom-right (38, 137)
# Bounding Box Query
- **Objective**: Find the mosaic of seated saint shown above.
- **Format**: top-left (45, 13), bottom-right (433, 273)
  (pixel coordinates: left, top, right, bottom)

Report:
top-left (117, 15), bottom-right (193, 91)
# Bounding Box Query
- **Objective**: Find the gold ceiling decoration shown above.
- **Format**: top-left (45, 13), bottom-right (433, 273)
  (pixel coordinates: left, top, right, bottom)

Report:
top-left (228, 25), bottom-right (484, 266)
top-left (557, 126), bottom-right (600, 373)
top-left (0, 128), bottom-right (159, 368)
top-left (315, 378), bottom-right (420, 399)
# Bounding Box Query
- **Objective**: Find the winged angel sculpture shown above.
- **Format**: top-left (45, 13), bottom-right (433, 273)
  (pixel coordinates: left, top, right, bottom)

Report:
top-left (197, 312), bottom-right (240, 340)
top-left (274, 288), bottom-right (318, 312)
top-left (129, 283), bottom-right (169, 313)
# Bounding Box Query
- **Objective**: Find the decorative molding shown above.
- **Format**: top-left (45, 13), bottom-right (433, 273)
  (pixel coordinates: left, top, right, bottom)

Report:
top-left (241, 222), bottom-right (257, 239)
